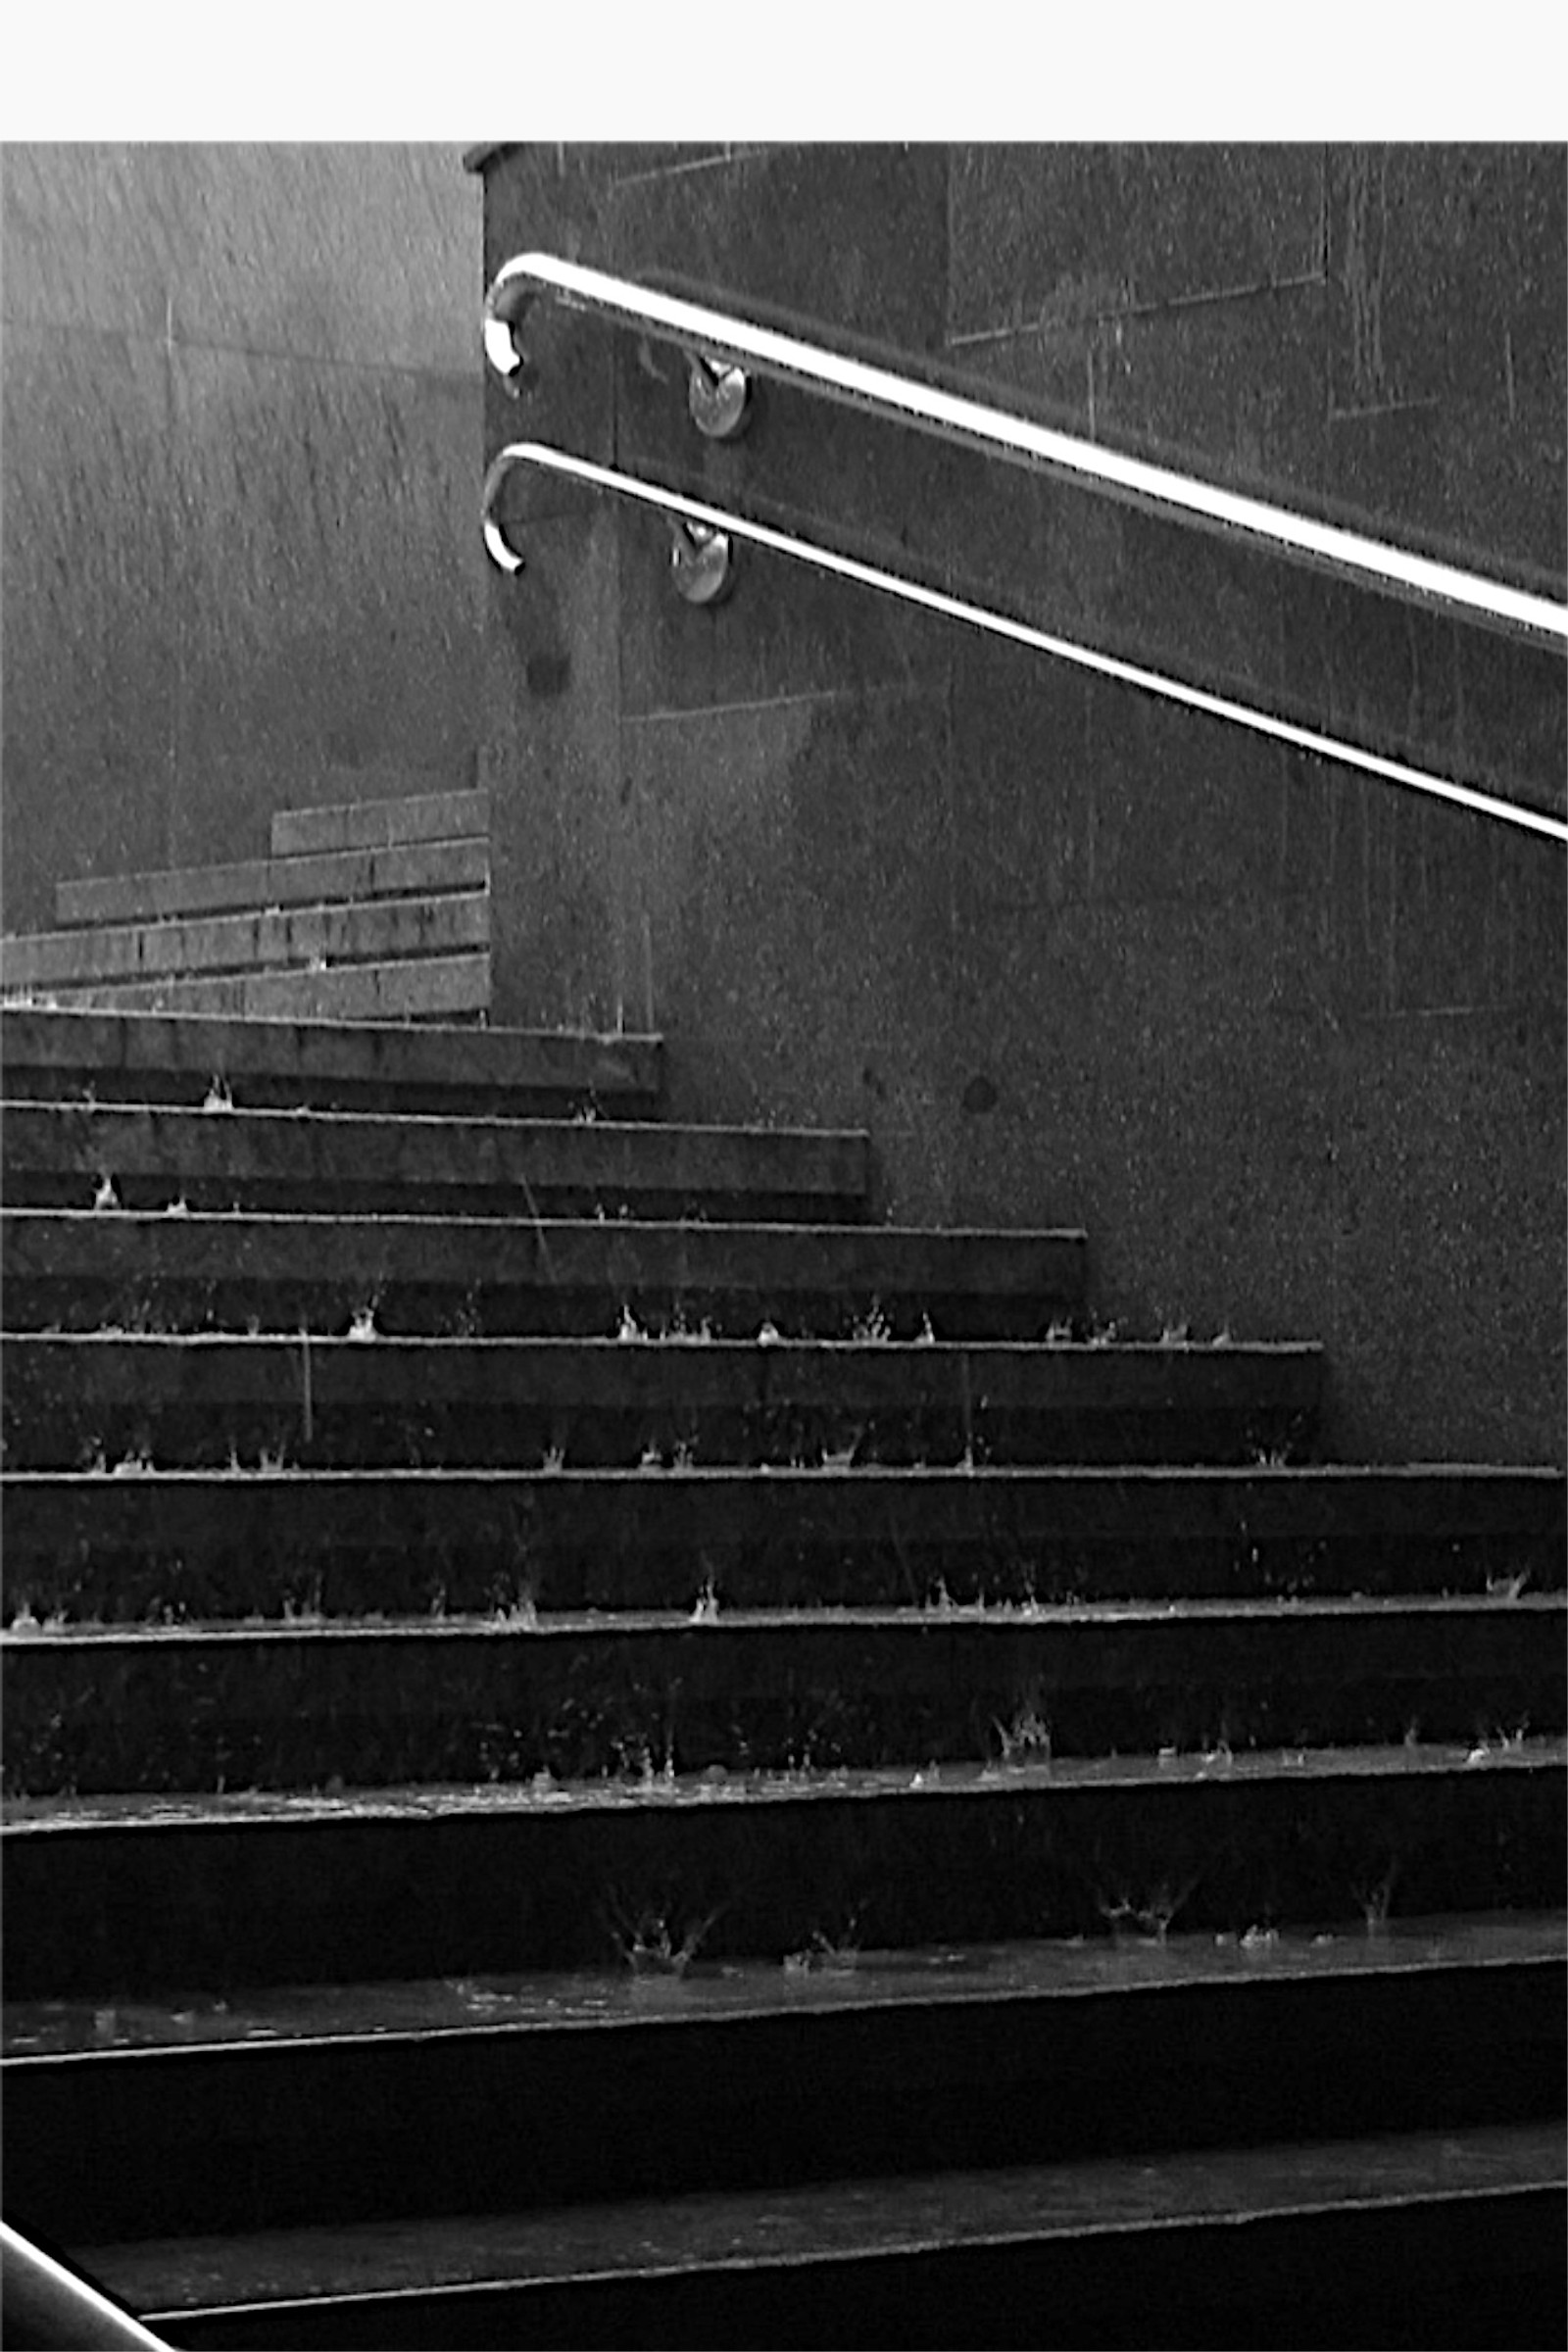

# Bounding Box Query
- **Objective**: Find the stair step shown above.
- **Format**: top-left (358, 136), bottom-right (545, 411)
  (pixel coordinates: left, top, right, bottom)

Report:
top-left (0, 1009), bottom-right (662, 1118)
top-left (0, 890), bottom-right (490, 994)
top-left (1, 1101), bottom-right (870, 1220)
top-left (0, 1212), bottom-right (1086, 1339)
top-left (20, 953), bottom-right (494, 1023)
top-left (5, 1740), bottom-right (1562, 1997)
top-left (5, 1598), bottom-right (1559, 1797)
top-left (5, 1466), bottom-right (1557, 1621)
top-left (5, 1918), bottom-right (1560, 2242)
top-left (270, 788), bottom-right (489, 859)
top-left (0, 1334), bottom-right (1322, 1469)
top-left (53, 839), bottom-right (489, 931)
top-left (70, 2122), bottom-right (1568, 2348)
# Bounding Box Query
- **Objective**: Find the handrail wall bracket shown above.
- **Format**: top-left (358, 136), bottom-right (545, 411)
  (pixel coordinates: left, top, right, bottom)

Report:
top-left (481, 449), bottom-right (735, 607)
top-left (685, 355), bottom-right (752, 441)
top-left (668, 517), bottom-right (736, 603)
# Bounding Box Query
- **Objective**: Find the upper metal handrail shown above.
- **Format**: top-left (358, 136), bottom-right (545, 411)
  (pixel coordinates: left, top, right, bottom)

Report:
top-left (482, 442), bottom-right (1568, 845)
top-left (484, 252), bottom-right (1568, 650)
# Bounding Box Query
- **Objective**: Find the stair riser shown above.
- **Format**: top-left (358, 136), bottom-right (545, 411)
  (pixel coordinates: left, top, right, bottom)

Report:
top-left (1, 1104), bottom-right (870, 1223)
top-left (24, 956), bottom-right (493, 1023)
top-left (6, 1611), bottom-right (1559, 1797)
top-left (0, 1340), bottom-right (1319, 1471)
top-left (0, 1010), bottom-right (662, 1119)
top-left (119, 2186), bottom-right (1568, 2351)
top-left (55, 840), bottom-right (490, 930)
top-left (6, 1473), bottom-right (1559, 1621)
top-left (5, 1761), bottom-right (1561, 1996)
top-left (9, 1962), bottom-right (1559, 2243)
top-left (0, 894), bottom-right (490, 993)
top-left (1, 1216), bottom-right (1086, 1341)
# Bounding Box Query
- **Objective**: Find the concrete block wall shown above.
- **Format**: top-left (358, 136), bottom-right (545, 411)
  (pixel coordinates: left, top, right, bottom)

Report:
top-left (474, 142), bottom-right (1566, 1465)
top-left (1, 143), bottom-right (485, 936)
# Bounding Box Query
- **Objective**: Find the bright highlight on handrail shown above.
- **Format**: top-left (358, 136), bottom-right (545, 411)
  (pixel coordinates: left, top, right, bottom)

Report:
top-left (485, 253), bottom-right (1568, 650)
top-left (482, 441), bottom-right (1568, 846)
top-left (0, 2220), bottom-right (172, 2349)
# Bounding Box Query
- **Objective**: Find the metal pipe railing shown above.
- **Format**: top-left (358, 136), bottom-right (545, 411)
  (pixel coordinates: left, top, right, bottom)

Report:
top-left (483, 252), bottom-right (1568, 650)
top-left (482, 442), bottom-right (1568, 846)
top-left (1, 2221), bottom-right (172, 2349)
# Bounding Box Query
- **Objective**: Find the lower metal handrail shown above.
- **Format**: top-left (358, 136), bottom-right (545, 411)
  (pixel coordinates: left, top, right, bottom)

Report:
top-left (481, 442), bottom-right (1568, 846)
top-left (0, 2221), bottom-right (172, 2349)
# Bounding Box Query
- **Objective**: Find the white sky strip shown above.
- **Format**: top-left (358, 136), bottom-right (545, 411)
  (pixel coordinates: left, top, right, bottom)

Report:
top-left (486, 254), bottom-right (1568, 648)
top-left (482, 442), bottom-right (1568, 846)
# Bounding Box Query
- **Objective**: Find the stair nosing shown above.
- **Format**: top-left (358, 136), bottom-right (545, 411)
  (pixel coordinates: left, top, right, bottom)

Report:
top-left (7, 1735), bottom-right (1564, 1837)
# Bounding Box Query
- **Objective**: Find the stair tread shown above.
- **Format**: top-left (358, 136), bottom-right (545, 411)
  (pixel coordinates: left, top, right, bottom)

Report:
top-left (3, 1100), bottom-right (865, 1145)
top-left (0, 1005), bottom-right (659, 1061)
top-left (7, 1459), bottom-right (1553, 1490)
top-left (2, 1207), bottom-right (1085, 1280)
top-left (10, 1592), bottom-right (1562, 1640)
top-left (9, 1736), bottom-right (1564, 1833)
top-left (77, 2120), bottom-right (1568, 2316)
top-left (9, 1912), bottom-right (1563, 2060)
top-left (2, 1331), bottom-right (1317, 1355)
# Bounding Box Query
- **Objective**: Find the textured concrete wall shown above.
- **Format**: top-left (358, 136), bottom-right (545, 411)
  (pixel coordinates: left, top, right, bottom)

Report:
top-left (2, 143), bottom-right (484, 933)
top-left (480, 143), bottom-right (1565, 1464)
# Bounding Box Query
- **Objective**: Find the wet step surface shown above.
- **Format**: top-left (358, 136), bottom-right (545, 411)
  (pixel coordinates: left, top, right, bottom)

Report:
top-left (6, 1596), bottom-right (1560, 1796)
top-left (6, 1740), bottom-right (1563, 1995)
top-left (1, 1101), bottom-right (871, 1219)
top-left (10, 1909), bottom-right (1563, 2055)
top-left (0, 1333), bottom-right (1320, 1468)
top-left (1, 1210), bottom-right (1087, 1338)
top-left (0, 1007), bottom-right (662, 1117)
top-left (7, 1919), bottom-right (1561, 2245)
top-left (72, 2123), bottom-right (1568, 2350)
top-left (5, 1465), bottom-right (1557, 1617)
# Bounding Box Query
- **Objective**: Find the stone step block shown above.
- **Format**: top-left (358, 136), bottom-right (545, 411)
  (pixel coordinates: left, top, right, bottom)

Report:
top-left (4, 1740), bottom-right (1563, 1996)
top-left (78, 2123), bottom-right (1567, 2350)
top-left (0, 1009), bottom-right (662, 1119)
top-left (19, 955), bottom-right (494, 1024)
top-left (0, 1334), bottom-right (1323, 1470)
top-left (0, 1211), bottom-right (1087, 1340)
top-left (5, 1465), bottom-right (1557, 1623)
top-left (1, 1102), bottom-right (871, 1222)
top-left (0, 891), bottom-right (490, 993)
top-left (5, 1597), bottom-right (1559, 1798)
top-left (6, 1920), bottom-right (1559, 2242)
top-left (270, 788), bottom-right (490, 859)
top-left (53, 837), bottom-right (489, 931)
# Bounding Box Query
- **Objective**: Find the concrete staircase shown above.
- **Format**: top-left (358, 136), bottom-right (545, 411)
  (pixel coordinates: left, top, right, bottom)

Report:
top-left (2, 986), bottom-right (1565, 2349)
top-left (0, 787), bottom-right (492, 1023)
